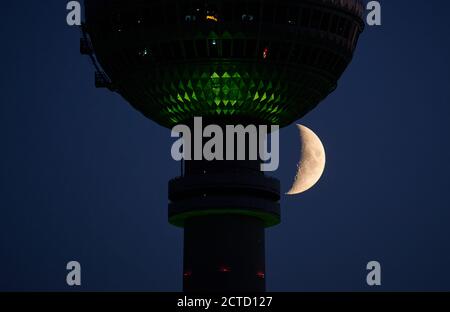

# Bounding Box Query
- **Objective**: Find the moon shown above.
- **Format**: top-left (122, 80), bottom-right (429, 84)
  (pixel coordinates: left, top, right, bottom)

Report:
top-left (287, 125), bottom-right (326, 195)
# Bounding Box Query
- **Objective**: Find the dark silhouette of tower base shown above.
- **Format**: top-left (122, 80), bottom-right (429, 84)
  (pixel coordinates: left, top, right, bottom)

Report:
top-left (168, 121), bottom-right (280, 292)
top-left (184, 215), bottom-right (266, 292)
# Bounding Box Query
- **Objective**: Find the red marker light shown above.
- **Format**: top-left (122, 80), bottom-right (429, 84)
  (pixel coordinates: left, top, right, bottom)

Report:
top-left (183, 271), bottom-right (192, 278)
top-left (219, 266), bottom-right (231, 273)
top-left (263, 47), bottom-right (269, 59)
top-left (256, 271), bottom-right (265, 279)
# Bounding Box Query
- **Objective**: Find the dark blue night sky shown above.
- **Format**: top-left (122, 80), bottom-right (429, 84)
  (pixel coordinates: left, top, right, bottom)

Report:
top-left (1, 1), bottom-right (450, 291)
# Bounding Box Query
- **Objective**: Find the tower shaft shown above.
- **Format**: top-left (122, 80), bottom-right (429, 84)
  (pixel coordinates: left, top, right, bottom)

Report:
top-left (184, 214), bottom-right (265, 292)
top-left (168, 121), bottom-right (280, 292)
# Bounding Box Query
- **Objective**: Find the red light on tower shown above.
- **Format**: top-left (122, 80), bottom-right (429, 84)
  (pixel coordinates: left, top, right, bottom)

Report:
top-left (183, 271), bottom-right (192, 278)
top-left (256, 271), bottom-right (265, 279)
top-left (219, 266), bottom-right (231, 273)
top-left (263, 47), bottom-right (269, 59)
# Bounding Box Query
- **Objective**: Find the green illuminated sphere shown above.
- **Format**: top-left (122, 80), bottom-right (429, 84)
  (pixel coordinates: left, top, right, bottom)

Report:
top-left (85, 0), bottom-right (364, 128)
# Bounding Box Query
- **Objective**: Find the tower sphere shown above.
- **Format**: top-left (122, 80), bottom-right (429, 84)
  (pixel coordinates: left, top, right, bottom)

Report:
top-left (84, 0), bottom-right (364, 128)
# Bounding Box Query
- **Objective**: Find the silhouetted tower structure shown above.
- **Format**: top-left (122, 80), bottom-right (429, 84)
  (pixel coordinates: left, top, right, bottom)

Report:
top-left (82, 0), bottom-right (364, 292)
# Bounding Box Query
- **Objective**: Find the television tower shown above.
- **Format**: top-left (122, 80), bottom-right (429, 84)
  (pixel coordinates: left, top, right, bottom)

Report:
top-left (81, 0), bottom-right (364, 292)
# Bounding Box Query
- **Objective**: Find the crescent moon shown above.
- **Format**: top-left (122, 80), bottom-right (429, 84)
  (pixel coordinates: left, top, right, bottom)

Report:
top-left (287, 124), bottom-right (326, 195)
